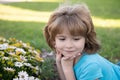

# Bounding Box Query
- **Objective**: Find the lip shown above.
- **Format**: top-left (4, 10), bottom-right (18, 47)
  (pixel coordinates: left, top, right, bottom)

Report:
top-left (64, 50), bottom-right (75, 53)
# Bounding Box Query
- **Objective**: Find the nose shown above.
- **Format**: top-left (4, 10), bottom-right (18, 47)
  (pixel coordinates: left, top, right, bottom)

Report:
top-left (65, 40), bottom-right (74, 49)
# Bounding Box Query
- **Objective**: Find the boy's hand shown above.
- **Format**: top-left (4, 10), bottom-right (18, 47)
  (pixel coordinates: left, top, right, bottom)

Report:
top-left (55, 49), bottom-right (62, 63)
top-left (61, 53), bottom-right (81, 71)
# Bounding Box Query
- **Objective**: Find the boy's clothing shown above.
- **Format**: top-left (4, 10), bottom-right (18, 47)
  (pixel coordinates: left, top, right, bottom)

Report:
top-left (117, 62), bottom-right (120, 66)
top-left (74, 53), bottom-right (120, 80)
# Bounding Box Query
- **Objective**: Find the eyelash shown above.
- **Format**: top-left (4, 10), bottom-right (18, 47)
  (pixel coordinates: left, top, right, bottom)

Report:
top-left (59, 38), bottom-right (65, 41)
top-left (58, 38), bottom-right (80, 41)
top-left (74, 38), bottom-right (80, 40)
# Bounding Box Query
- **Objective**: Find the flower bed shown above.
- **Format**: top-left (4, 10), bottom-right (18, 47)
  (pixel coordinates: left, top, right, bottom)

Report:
top-left (0, 37), bottom-right (44, 80)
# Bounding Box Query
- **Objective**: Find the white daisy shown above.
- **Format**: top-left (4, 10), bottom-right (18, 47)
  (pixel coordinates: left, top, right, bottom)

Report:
top-left (18, 71), bottom-right (28, 80)
top-left (23, 63), bottom-right (32, 67)
top-left (28, 49), bottom-right (35, 54)
top-left (19, 78), bottom-right (26, 80)
top-left (14, 62), bottom-right (23, 68)
top-left (33, 50), bottom-right (39, 55)
top-left (4, 67), bottom-right (15, 72)
top-left (8, 46), bottom-right (16, 49)
top-left (15, 48), bottom-right (26, 54)
top-left (8, 52), bottom-right (15, 55)
top-left (0, 43), bottom-right (8, 50)
top-left (2, 57), bottom-right (9, 60)
top-left (0, 37), bottom-right (6, 42)
top-left (35, 66), bottom-right (39, 70)
top-left (22, 43), bottom-right (28, 47)
top-left (28, 76), bottom-right (35, 80)
top-left (35, 78), bottom-right (40, 80)
top-left (20, 55), bottom-right (27, 61)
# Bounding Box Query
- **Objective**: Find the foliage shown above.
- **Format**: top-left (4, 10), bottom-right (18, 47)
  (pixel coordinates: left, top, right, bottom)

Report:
top-left (0, 37), bottom-right (44, 80)
top-left (40, 58), bottom-right (59, 80)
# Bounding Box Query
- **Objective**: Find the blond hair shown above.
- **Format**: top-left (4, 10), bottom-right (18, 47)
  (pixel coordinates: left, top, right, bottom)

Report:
top-left (44, 4), bottom-right (100, 53)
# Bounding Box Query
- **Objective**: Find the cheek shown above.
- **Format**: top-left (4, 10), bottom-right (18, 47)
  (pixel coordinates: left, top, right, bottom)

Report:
top-left (76, 41), bottom-right (85, 49)
top-left (56, 43), bottom-right (63, 49)
top-left (55, 41), bottom-right (63, 49)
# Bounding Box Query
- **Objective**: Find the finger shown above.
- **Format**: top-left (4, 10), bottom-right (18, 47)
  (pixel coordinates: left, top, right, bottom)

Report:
top-left (55, 47), bottom-right (61, 54)
top-left (69, 53), bottom-right (81, 60)
top-left (56, 49), bottom-right (60, 54)
top-left (56, 49), bottom-right (62, 58)
top-left (69, 55), bottom-right (76, 60)
top-left (74, 52), bottom-right (81, 57)
top-left (77, 53), bottom-right (82, 56)
top-left (56, 51), bottom-right (61, 56)
top-left (62, 56), bottom-right (70, 60)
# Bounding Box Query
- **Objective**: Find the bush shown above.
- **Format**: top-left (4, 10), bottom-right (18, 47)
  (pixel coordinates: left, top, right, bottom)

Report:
top-left (40, 58), bottom-right (59, 80)
top-left (0, 37), bottom-right (44, 80)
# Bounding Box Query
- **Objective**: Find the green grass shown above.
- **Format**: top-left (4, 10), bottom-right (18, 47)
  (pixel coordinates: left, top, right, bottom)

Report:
top-left (0, 0), bottom-right (120, 63)
top-left (71, 0), bottom-right (120, 19)
top-left (4, 2), bottom-right (60, 11)
top-left (0, 20), bottom-right (48, 50)
top-left (96, 27), bottom-right (120, 62)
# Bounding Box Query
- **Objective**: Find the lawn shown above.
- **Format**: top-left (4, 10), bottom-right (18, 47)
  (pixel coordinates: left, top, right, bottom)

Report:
top-left (0, 0), bottom-right (120, 63)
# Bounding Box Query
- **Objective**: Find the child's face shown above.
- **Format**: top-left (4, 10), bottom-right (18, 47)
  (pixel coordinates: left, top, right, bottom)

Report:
top-left (55, 30), bottom-right (85, 57)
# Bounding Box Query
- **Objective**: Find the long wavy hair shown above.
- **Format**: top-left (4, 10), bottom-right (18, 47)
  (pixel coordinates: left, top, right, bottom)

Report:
top-left (44, 4), bottom-right (100, 54)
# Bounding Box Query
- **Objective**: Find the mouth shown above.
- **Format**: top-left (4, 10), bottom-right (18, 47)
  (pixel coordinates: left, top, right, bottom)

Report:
top-left (64, 50), bottom-right (75, 53)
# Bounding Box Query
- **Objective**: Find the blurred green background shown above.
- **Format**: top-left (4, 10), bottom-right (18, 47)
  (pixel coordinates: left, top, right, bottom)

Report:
top-left (0, 0), bottom-right (120, 63)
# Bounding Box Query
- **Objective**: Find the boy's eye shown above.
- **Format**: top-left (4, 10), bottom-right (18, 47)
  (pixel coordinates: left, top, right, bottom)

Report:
top-left (74, 38), bottom-right (80, 40)
top-left (59, 38), bottom-right (65, 41)
top-left (73, 37), bottom-right (81, 40)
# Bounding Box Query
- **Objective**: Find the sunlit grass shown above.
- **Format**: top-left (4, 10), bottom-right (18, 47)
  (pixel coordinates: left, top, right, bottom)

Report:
top-left (0, 4), bottom-right (120, 27)
top-left (92, 17), bottom-right (120, 27)
top-left (0, 4), bottom-right (51, 22)
top-left (31, 0), bottom-right (63, 2)
top-left (0, 0), bottom-right (63, 2)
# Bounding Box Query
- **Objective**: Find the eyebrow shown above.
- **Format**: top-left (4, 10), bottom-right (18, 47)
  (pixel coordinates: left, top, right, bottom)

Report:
top-left (56, 35), bottom-right (82, 38)
top-left (56, 35), bottom-right (65, 37)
